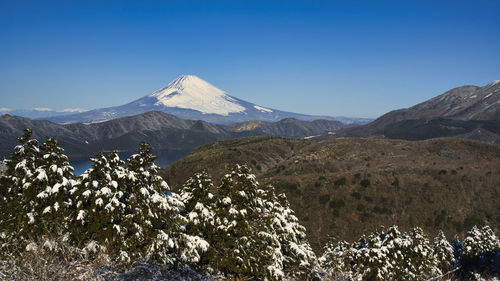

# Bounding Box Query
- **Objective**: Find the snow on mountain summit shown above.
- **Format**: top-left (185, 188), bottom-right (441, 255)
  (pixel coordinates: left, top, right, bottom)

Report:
top-left (41, 74), bottom-right (351, 125)
top-left (149, 75), bottom-right (245, 115)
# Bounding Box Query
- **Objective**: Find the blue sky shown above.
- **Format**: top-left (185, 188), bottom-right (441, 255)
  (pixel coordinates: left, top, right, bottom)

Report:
top-left (1, 0), bottom-right (499, 118)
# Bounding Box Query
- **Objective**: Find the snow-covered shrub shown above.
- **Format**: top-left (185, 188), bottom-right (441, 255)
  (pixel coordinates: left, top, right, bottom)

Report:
top-left (458, 225), bottom-right (500, 278)
top-left (263, 189), bottom-right (318, 280)
top-left (70, 144), bottom-right (206, 266)
top-left (70, 150), bottom-right (129, 255)
top-left (0, 234), bottom-right (109, 281)
top-left (320, 225), bottom-right (439, 280)
top-left (0, 131), bottom-right (76, 252)
top-left (320, 239), bottom-right (356, 279)
top-left (462, 225), bottom-right (499, 259)
top-left (210, 164), bottom-right (275, 279)
top-left (180, 165), bottom-right (317, 281)
top-left (433, 230), bottom-right (455, 273)
top-left (20, 137), bottom-right (77, 237)
top-left (0, 129), bottom-right (41, 247)
top-left (179, 171), bottom-right (216, 270)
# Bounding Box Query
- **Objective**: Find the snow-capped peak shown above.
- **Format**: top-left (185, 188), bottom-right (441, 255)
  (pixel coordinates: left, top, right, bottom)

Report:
top-left (149, 75), bottom-right (245, 115)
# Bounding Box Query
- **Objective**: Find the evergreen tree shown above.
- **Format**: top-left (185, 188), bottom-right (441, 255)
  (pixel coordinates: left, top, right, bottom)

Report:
top-left (319, 239), bottom-right (355, 280)
top-left (179, 171), bottom-right (216, 270)
top-left (123, 142), bottom-right (200, 265)
top-left (0, 129), bottom-right (40, 247)
top-left (71, 150), bottom-right (129, 260)
top-left (321, 225), bottom-right (439, 280)
top-left (433, 230), bottom-right (454, 273)
top-left (460, 225), bottom-right (500, 275)
top-left (462, 225), bottom-right (499, 259)
top-left (263, 189), bottom-right (317, 279)
top-left (211, 164), bottom-right (275, 280)
top-left (17, 137), bottom-right (76, 238)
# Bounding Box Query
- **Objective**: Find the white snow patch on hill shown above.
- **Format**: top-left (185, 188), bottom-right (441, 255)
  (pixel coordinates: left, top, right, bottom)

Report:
top-left (150, 75), bottom-right (245, 115)
top-left (254, 105), bottom-right (273, 113)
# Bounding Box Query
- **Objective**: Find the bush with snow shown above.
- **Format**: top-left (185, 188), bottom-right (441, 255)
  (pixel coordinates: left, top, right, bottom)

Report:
top-left (457, 225), bottom-right (500, 278)
top-left (2, 131), bottom-right (500, 280)
top-left (0, 131), bottom-right (76, 251)
top-left (179, 165), bottom-right (317, 281)
top-left (433, 230), bottom-right (455, 273)
top-left (320, 225), bottom-right (440, 280)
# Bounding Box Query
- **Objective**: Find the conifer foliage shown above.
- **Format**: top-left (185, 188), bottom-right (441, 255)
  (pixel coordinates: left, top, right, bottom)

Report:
top-left (71, 150), bottom-right (130, 260)
top-left (433, 230), bottom-right (455, 273)
top-left (179, 165), bottom-right (317, 280)
top-left (1, 131), bottom-right (500, 280)
top-left (320, 225), bottom-right (439, 280)
top-left (0, 131), bottom-right (76, 247)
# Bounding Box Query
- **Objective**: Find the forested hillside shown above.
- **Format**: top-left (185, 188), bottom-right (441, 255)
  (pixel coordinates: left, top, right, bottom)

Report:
top-left (162, 137), bottom-right (500, 252)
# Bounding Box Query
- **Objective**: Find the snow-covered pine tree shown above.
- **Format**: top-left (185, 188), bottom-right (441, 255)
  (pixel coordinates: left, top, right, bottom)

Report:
top-left (0, 129), bottom-right (40, 248)
top-left (433, 230), bottom-right (455, 274)
top-left (211, 164), bottom-right (276, 280)
top-left (263, 189), bottom-right (317, 279)
top-left (402, 227), bottom-right (439, 279)
top-left (123, 142), bottom-right (201, 265)
top-left (462, 225), bottom-right (499, 259)
top-left (179, 171), bottom-right (216, 270)
top-left (460, 225), bottom-right (500, 275)
top-left (17, 137), bottom-right (76, 239)
top-left (319, 239), bottom-right (355, 280)
top-left (71, 150), bottom-right (129, 261)
top-left (324, 225), bottom-right (439, 280)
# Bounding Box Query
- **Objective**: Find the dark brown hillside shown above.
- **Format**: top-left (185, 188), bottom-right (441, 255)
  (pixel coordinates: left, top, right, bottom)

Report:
top-left (315, 80), bottom-right (500, 143)
top-left (161, 137), bottom-right (500, 253)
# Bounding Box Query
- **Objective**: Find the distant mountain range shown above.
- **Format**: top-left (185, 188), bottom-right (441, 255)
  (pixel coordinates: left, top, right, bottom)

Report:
top-left (0, 111), bottom-right (345, 167)
top-left (2, 78), bottom-right (499, 168)
top-left (315, 80), bottom-right (500, 143)
top-left (0, 107), bottom-right (87, 120)
top-left (32, 75), bottom-right (370, 125)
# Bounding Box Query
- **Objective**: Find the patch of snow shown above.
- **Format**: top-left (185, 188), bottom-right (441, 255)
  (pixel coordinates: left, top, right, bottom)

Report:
top-left (95, 198), bottom-right (104, 206)
top-left (27, 212), bottom-right (34, 224)
top-left (469, 95), bottom-right (477, 99)
top-left (149, 75), bottom-right (245, 115)
top-left (77, 210), bottom-right (86, 221)
top-left (113, 224), bottom-right (121, 234)
top-left (100, 187), bottom-right (112, 196)
top-left (26, 242), bottom-right (37, 252)
top-left (483, 93), bottom-right (493, 99)
top-left (254, 105), bottom-right (273, 113)
top-left (82, 190), bottom-right (91, 198)
top-left (488, 80), bottom-right (500, 86)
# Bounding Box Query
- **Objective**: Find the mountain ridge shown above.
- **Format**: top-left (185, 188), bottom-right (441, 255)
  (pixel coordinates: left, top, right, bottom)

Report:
top-left (39, 75), bottom-right (369, 125)
top-left (314, 80), bottom-right (500, 142)
top-left (0, 111), bottom-right (346, 166)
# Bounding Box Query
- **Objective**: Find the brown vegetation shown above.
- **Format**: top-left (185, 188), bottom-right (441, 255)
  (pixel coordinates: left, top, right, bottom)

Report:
top-left (161, 137), bottom-right (500, 253)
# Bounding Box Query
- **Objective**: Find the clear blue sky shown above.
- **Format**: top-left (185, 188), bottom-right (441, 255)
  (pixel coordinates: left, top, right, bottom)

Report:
top-left (1, 0), bottom-right (499, 118)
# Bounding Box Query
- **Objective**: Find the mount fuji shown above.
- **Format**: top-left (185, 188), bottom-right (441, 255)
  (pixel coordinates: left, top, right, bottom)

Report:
top-left (44, 75), bottom-right (369, 125)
